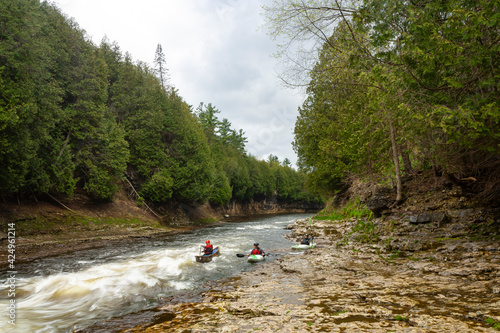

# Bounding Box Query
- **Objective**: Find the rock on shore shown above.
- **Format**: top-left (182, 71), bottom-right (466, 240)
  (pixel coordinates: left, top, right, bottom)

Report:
top-left (103, 214), bottom-right (500, 333)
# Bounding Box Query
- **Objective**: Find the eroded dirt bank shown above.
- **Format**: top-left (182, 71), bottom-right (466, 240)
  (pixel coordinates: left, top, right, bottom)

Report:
top-left (80, 213), bottom-right (500, 332)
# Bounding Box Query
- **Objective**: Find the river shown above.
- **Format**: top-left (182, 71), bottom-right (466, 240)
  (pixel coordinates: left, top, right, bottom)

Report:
top-left (0, 213), bottom-right (312, 333)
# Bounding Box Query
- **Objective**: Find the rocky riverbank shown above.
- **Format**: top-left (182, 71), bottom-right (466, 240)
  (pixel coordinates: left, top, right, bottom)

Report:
top-left (79, 211), bottom-right (500, 332)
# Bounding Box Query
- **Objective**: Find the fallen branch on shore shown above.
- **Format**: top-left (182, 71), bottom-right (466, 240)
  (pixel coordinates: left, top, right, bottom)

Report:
top-left (124, 178), bottom-right (163, 219)
top-left (46, 192), bottom-right (76, 213)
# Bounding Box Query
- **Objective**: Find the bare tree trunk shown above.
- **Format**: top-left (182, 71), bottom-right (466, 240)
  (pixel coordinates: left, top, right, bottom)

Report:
top-left (389, 115), bottom-right (403, 203)
top-left (365, 116), bottom-right (376, 197)
top-left (368, 155), bottom-right (376, 197)
top-left (399, 141), bottom-right (413, 175)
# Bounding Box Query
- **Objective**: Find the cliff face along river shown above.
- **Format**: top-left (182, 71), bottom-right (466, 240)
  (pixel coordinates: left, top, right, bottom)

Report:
top-left (0, 213), bottom-right (312, 333)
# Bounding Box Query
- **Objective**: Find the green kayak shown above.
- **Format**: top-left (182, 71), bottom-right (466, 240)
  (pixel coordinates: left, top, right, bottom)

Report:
top-left (247, 254), bottom-right (265, 263)
top-left (291, 243), bottom-right (316, 250)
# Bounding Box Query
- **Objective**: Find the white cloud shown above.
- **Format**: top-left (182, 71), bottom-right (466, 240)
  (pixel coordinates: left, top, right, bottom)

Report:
top-left (51, 0), bottom-right (305, 166)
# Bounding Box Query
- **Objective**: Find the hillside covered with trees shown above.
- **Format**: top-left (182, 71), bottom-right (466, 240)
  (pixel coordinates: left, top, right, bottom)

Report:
top-left (264, 0), bottom-right (499, 206)
top-left (0, 0), bottom-right (321, 213)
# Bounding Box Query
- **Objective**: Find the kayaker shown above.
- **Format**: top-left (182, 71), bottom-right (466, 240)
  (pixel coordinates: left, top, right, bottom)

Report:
top-left (247, 243), bottom-right (265, 256)
top-left (300, 234), bottom-right (311, 245)
top-left (202, 240), bottom-right (213, 255)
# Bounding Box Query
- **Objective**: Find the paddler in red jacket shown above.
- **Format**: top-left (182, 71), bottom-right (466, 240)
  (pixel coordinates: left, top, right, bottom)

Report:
top-left (202, 240), bottom-right (214, 255)
top-left (247, 243), bottom-right (265, 256)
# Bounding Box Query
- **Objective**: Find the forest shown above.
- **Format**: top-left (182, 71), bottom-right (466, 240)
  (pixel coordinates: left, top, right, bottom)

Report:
top-left (264, 0), bottom-right (499, 205)
top-left (0, 0), bottom-right (321, 209)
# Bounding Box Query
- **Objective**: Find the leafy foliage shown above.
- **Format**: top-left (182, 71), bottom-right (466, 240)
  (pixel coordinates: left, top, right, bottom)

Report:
top-left (0, 0), bottom-right (321, 209)
top-left (264, 0), bottom-right (500, 203)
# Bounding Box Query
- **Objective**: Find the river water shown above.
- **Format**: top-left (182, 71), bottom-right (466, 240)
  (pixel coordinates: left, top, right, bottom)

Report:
top-left (0, 213), bottom-right (312, 333)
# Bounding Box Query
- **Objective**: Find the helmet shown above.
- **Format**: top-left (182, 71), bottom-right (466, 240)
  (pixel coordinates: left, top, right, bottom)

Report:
top-left (305, 234), bottom-right (309, 236)
top-left (254, 243), bottom-right (259, 246)
top-left (206, 240), bottom-right (210, 244)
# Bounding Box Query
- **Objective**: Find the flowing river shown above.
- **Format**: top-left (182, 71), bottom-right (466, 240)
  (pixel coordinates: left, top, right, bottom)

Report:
top-left (0, 213), bottom-right (312, 333)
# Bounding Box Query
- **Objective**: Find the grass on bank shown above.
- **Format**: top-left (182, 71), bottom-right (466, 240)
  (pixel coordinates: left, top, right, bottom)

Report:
top-left (485, 317), bottom-right (500, 331)
top-left (4, 214), bottom-right (161, 236)
top-left (315, 197), bottom-right (372, 221)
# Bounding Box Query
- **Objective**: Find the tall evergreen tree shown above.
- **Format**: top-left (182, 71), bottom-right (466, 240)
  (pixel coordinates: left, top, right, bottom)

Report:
top-left (153, 43), bottom-right (170, 90)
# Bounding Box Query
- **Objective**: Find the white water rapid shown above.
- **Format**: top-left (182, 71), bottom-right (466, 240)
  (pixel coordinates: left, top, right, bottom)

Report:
top-left (0, 213), bottom-right (311, 332)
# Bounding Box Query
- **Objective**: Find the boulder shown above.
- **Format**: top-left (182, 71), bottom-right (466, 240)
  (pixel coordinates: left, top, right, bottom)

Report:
top-left (406, 212), bottom-right (449, 225)
top-left (366, 196), bottom-right (391, 218)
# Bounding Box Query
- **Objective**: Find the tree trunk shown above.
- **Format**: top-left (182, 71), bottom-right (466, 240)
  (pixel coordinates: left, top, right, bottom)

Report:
top-left (368, 155), bottom-right (376, 197)
top-left (389, 115), bottom-right (403, 203)
top-left (399, 141), bottom-right (413, 175)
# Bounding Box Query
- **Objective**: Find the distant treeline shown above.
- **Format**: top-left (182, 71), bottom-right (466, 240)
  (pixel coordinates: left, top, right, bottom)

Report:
top-left (0, 0), bottom-right (321, 207)
top-left (264, 0), bottom-right (499, 204)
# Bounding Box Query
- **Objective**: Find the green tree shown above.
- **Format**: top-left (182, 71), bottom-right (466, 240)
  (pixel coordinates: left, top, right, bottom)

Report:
top-left (110, 57), bottom-right (168, 179)
top-left (140, 169), bottom-right (174, 203)
top-left (153, 43), bottom-right (170, 90)
top-left (291, 20), bottom-right (391, 196)
top-left (229, 128), bottom-right (248, 152)
top-left (66, 40), bottom-right (129, 201)
top-left (215, 118), bottom-right (247, 151)
top-left (356, 0), bottom-right (500, 200)
top-left (166, 92), bottom-right (216, 203)
top-left (196, 102), bottom-right (221, 139)
top-left (0, 0), bottom-right (321, 210)
top-left (209, 170), bottom-right (232, 205)
top-left (223, 152), bottom-right (251, 201)
top-left (267, 154), bottom-right (280, 165)
top-left (0, 0), bottom-right (67, 195)
top-left (264, 0), bottom-right (500, 202)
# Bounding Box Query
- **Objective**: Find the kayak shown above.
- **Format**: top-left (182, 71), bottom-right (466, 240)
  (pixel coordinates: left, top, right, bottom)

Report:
top-left (195, 246), bottom-right (220, 263)
top-left (292, 243), bottom-right (316, 250)
top-left (247, 254), bottom-right (265, 263)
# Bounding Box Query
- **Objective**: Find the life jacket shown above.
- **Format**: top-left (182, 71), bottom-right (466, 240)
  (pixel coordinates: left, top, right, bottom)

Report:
top-left (204, 244), bottom-right (213, 254)
top-left (301, 238), bottom-right (310, 245)
top-left (251, 248), bottom-right (263, 255)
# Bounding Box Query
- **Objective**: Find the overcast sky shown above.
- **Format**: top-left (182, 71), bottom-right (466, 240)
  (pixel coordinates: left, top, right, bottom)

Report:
top-left (51, 0), bottom-right (306, 166)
